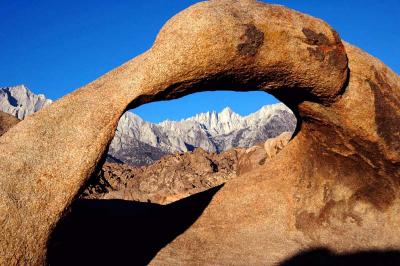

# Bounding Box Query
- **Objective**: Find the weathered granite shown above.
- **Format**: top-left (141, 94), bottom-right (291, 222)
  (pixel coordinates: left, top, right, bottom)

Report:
top-left (0, 0), bottom-right (398, 264)
top-left (150, 42), bottom-right (400, 266)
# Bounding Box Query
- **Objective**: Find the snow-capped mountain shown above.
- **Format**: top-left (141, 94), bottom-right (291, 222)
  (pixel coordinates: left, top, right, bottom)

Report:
top-left (109, 103), bottom-right (296, 165)
top-left (0, 85), bottom-right (52, 119)
top-left (0, 85), bottom-right (297, 166)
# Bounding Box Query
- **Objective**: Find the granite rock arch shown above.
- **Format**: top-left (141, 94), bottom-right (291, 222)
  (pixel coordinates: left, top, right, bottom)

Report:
top-left (0, 0), bottom-right (398, 264)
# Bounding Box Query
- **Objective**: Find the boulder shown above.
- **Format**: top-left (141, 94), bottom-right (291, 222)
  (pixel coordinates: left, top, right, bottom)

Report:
top-left (0, 0), bottom-right (398, 264)
top-left (236, 144), bottom-right (266, 175)
top-left (236, 132), bottom-right (292, 175)
top-left (264, 131), bottom-right (292, 159)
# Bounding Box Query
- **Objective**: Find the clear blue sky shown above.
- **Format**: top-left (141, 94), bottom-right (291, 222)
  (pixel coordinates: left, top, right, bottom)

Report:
top-left (0, 1), bottom-right (398, 122)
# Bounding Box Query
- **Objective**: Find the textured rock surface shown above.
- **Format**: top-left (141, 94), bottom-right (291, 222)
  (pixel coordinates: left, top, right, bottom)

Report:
top-left (0, 0), bottom-right (398, 265)
top-left (110, 103), bottom-right (295, 165)
top-left (150, 45), bottom-right (400, 265)
top-left (83, 147), bottom-right (244, 205)
top-left (0, 85), bottom-right (52, 119)
top-left (264, 131), bottom-right (292, 159)
top-left (236, 132), bottom-right (292, 176)
top-left (0, 111), bottom-right (19, 137)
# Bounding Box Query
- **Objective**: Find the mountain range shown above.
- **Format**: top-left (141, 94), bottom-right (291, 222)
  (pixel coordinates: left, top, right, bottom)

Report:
top-left (0, 85), bottom-right (296, 166)
top-left (0, 85), bottom-right (52, 119)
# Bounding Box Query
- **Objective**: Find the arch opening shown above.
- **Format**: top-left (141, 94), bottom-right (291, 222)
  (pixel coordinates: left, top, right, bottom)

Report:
top-left (47, 89), bottom-right (298, 265)
top-left (82, 90), bottom-right (298, 202)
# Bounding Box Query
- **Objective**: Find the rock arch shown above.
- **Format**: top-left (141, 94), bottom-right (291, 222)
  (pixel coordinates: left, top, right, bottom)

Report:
top-left (0, 0), bottom-right (398, 264)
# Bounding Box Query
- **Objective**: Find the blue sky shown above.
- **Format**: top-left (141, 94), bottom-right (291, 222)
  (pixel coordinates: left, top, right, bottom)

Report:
top-left (1, 1), bottom-right (399, 122)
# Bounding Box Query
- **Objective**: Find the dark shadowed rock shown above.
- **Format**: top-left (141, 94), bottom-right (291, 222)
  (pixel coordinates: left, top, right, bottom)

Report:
top-left (0, 111), bottom-right (19, 137)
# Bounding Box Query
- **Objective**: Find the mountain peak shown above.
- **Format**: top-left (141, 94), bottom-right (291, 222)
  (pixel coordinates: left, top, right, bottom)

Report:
top-left (0, 85), bottom-right (297, 166)
top-left (220, 106), bottom-right (233, 115)
top-left (9, 84), bottom-right (26, 89)
top-left (0, 85), bottom-right (52, 119)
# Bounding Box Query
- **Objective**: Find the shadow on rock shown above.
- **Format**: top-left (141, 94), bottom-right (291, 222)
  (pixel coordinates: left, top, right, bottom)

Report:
top-left (280, 248), bottom-right (400, 266)
top-left (47, 185), bottom-right (222, 265)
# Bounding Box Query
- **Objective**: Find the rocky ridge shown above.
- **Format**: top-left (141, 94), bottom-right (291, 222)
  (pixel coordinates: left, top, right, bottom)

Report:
top-left (83, 147), bottom-right (245, 205)
top-left (109, 103), bottom-right (296, 165)
top-left (82, 132), bottom-right (292, 205)
top-left (0, 85), bottom-right (296, 166)
top-left (0, 107), bottom-right (291, 206)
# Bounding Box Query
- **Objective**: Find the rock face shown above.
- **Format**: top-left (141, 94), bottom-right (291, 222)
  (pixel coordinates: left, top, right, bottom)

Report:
top-left (83, 147), bottom-right (244, 205)
top-left (0, 85), bottom-right (52, 119)
top-left (151, 47), bottom-right (400, 265)
top-left (0, 111), bottom-right (20, 137)
top-left (110, 103), bottom-right (295, 165)
top-left (235, 132), bottom-right (292, 176)
top-left (0, 1), bottom-right (398, 265)
top-left (264, 131), bottom-right (292, 159)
